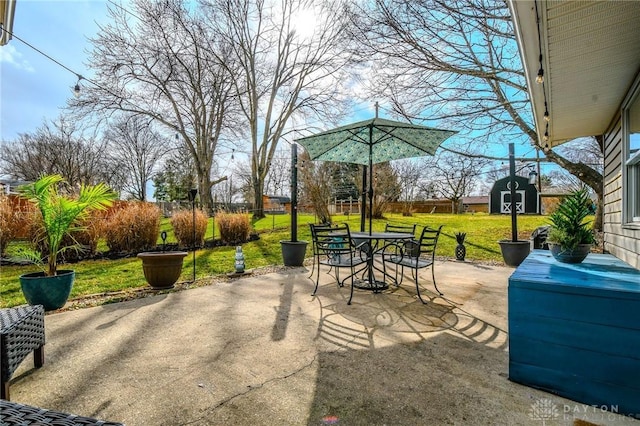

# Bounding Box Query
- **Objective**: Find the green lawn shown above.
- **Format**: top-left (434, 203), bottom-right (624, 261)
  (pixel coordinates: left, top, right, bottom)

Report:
top-left (0, 212), bottom-right (552, 309)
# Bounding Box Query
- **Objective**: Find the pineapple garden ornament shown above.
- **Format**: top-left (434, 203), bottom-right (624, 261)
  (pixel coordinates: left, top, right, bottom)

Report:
top-left (455, 232), bottom-right (467, 261)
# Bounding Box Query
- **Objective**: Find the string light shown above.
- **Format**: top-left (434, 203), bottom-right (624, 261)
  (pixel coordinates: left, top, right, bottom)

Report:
top-left (544, 102), bottom-right (550, 122)
top-left (543, 122), bottom-right (549, 142)
top-left (73, 75), bottom-right (83, 98)
top-left (535, 2), bottom-right (550, 147)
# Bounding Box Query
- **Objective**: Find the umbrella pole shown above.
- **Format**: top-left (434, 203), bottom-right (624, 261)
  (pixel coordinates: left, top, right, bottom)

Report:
top-left (361, 166), bottom-right (367, 232)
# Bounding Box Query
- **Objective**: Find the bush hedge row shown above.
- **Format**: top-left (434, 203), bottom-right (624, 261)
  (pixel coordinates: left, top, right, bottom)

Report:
top-left (0, 196), bottom-right (251, 257)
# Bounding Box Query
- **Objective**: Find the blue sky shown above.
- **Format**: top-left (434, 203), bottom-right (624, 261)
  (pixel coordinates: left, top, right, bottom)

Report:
top-left (0, 0), bottom-right (115, 141)
top-left (0, 0), bottom-right (544, 176)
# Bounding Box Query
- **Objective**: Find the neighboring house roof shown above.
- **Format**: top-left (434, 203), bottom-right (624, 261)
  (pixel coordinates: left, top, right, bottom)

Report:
top-left (461, 196), bottom-right (489, 205)
top-left (508, 1), bottom-right (640, 147)
top-left (264, 195), bottom-right (291, 204)
top-left (0, 0), bottom-right (17, 46)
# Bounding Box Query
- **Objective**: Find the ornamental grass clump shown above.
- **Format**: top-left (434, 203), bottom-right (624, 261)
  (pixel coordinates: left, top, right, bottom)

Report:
top-left (547, 188), bottom-right (596, 250)
top-left (104, 202), bottom-right (161, 252)
top-left (217, 212), bottom-right (251, 244)
top-left (171, 208), bottom-right (208, 248)
top-left (0, 193), bottom-right (31, 256)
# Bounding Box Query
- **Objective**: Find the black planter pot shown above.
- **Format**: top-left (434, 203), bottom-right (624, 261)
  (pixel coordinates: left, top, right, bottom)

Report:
top-left (20, 270), bottom-right (75, 311)
top-left (548, 243), bottom-right (591, 264)
top-left (498, 240), bottom-right (531, 267)
top-left (280, 240), bottom-right (308, 266)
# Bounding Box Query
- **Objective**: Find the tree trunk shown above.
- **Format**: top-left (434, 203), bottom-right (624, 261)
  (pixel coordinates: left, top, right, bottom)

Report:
top-left (200, 176), bottom-right (228, 215)
top-left (543, 149), bottom-right (603, 231)
top-left (253, 176), bottom-right (265, 219)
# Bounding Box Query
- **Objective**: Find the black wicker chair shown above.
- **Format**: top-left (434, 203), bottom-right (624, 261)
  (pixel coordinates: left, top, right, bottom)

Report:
top-left (1, 305), bottom-right (45, 400)
top-left (0, 399), bottom-right (124, 425)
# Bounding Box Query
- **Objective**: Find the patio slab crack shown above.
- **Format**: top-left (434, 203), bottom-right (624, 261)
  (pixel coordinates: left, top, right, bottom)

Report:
top-left (181, 354), bottom-right (319, 425)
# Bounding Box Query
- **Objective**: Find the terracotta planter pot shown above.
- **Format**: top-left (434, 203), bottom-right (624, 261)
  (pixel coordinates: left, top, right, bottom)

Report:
top-left (137, 251), bottom-right (188, 289)
top-left (548, 243), bottom-right (591, 264)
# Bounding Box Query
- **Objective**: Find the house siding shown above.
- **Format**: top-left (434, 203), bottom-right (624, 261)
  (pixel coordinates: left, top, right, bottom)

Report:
top-left (603, 111), bottom-right (640, 268)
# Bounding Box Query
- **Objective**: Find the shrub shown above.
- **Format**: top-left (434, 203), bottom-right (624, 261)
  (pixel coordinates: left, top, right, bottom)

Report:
top-left (104, 202), bottom-right (161, 252)
top-left (171, 208), bottom-right (208, 248)
top-left (0, 194), bottom-right (31, 256)
top-left (217, 212), bottom-right (251, 244)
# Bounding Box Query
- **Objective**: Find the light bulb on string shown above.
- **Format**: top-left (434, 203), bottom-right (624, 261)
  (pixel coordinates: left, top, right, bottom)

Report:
top-left (535, 55), bottom-right (544, 84)
top-left (544, 102), bottom-right (550, 122)
top-left (73, 74), bottom-right (83, 98)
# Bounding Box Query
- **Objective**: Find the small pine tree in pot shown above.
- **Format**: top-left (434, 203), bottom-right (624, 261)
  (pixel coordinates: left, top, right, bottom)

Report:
top-left (546, 188), bottom-right (596, 264)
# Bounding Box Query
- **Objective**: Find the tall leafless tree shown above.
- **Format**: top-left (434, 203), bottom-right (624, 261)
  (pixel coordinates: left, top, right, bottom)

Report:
top-left (264, 148), bottom-right (291, 197)
top-left (351, 0), bottom-right (604, 229)
top-left (70, 0), bottom-right (235, 211)
top-left (206, 0), bottom-right (355, 218)
top-left (104, 115), bottom-right (171, 201)
top-left (0, 116), bottom-right (113, 188)
top-left (421, 152), bottom-right (490, 214)
top-left (298, 151), bottom-right (333, 223)
top-left (370, 162), bottom-right (401, 218)
top-left (392, 159), bottom-right (423, 215)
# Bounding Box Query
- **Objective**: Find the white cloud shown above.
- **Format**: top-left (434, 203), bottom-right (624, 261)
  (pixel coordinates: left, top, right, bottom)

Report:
top-left (0, 44), bottom-right (35, 72)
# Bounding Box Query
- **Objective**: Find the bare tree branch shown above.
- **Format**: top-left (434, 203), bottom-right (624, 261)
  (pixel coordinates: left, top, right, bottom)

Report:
top-left (350, 0), bottom-right (605, 229)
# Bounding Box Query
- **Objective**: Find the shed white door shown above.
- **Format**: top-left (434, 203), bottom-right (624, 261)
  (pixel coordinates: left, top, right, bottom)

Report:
top-left (501, 190), bottom-right (525, 213)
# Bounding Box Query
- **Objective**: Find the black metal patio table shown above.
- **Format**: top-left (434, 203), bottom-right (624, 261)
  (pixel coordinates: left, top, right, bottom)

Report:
top-left (350, 231), bottom-right (414, 292)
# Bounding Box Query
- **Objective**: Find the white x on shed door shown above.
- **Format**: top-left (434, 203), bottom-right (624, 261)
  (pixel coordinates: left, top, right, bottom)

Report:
top-left (501, 190), bottom-right (525, 213)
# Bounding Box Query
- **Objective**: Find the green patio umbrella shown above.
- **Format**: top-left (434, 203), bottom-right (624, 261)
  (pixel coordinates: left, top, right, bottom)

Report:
top-left (296, 117), bottom-right (457, 233)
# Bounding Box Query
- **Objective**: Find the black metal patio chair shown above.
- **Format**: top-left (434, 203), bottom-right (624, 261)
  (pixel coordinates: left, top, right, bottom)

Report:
top-left (384, 222), bottom-right (417, 236)
top-left (382, 225), bottom-right (444, 304)
top-left (308, 222), bottom-right (336, 279)
top-left (310, 223), bottom-right (369, 302)
top-left (381, 223), bottom-right (418, 254)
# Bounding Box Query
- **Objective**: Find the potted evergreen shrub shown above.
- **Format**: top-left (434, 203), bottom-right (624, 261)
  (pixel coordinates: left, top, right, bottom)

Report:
top-left (546, 188), bottom-right (596, 264)
top-left (17, 175), bottom-right (116, 310)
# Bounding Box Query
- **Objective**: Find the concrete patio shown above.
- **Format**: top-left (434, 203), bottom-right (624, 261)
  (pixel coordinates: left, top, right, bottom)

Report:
top-left (7, 260), bottom-right (638, 425)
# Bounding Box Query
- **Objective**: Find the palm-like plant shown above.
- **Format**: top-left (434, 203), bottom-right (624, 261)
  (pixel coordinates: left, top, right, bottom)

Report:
top-left (547, 188), bottom-right (596, 250)
top-left (18, 175), bottom-right (116, 276)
